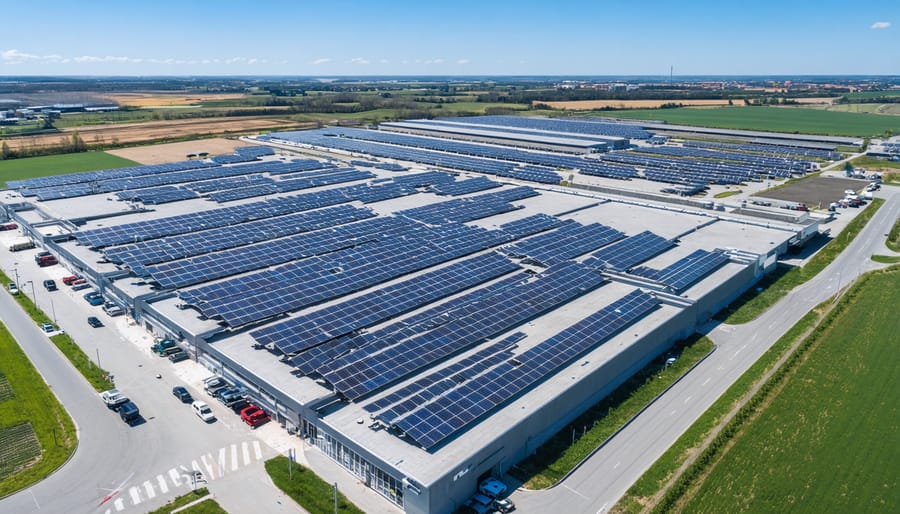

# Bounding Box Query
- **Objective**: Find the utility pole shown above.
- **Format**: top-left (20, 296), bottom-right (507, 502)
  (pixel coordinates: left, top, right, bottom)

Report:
top-left (333, 482), bottom-right (338, 514)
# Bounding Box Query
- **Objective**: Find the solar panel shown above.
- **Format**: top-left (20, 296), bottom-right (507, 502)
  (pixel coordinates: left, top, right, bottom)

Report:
top-left (393, 289), bottom-right (659, 449)
top-left (582, 231), bottom-right (675, 271)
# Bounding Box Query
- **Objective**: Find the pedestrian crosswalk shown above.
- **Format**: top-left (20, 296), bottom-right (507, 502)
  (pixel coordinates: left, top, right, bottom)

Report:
top-left (103, 440), bottom-right (264, 513)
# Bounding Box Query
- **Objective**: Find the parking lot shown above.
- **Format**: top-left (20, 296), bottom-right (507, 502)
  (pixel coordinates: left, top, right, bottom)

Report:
top-left (754, 175), bottom-right (871, 209)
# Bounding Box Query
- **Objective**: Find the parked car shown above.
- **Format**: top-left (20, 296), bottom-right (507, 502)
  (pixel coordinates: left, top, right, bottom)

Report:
top-left (217, 388), bottom-right (245, 407)
top-left (203, 377), bottom-right (230, 396)
top-left (42, 279), bottom-right (57, 291)
top-left (100, 389), bottom-right (129, 410)
top-left (41, 322), bottom-right (55, 333)
top-left (87, 316), bottom-right (103, 328)
top-left (103, 301), bottom-right (124, 317)
top-left (168, 349), bottom-right (189, 363)
top-left (192, 400), bottom-right (216, 422)
top-left (7, 282), bottom-right (19, 295)
top-left (119, 401), bottom-right (140, 424)
top-left (240, 405), bottom-right (271, 428)
top-left (229, 398), bottom-right (251, 414)
top-left (172, 386), bottom-right (193, 403)
top-left (494, 498), bottom-right (516, 513)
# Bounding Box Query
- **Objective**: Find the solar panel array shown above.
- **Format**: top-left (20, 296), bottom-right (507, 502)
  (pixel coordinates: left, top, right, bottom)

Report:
top-left (397, 187), bottom-right (536, 225)
top-left (582, 231), bottom-right (675, 271)
top-left (392, 289), bottom-right (659, 449)
top-left (599, 152), bottom-right (773, 185)
top-left (498, 213), bottom-right (564, 238)
top-left (251, 252), bottom-right (520, 354)
top-left (293, 274), bottom-right (529, 376)
top-left (103, 204), bottom-right (374, 276)
top-left (322, 261), bottom-right (606, 400)
top-left (178, 222), bottom-right (513, 327)
top-left (153, 216), bottom-right (411, 289)
top-left (115, 186), bottom-right (199, 205)
top-left (369, 334), bottom-right (525, 424)
top-left (185, 174), bottom-right (275, 194)
top-left (208, 168), bottom-right (375, 202)
top-left (430, 176), bottom-right (501, 196)
top-left (503, 220), bottom-right (625, 266)
top-left (681, 140), bottom-right (840, 160)
top-left (7, 159), bottom-right (214, 191)
top-left (637, 145), bottom-right (812, 173)
top-left (630, 249), bottom-right (729, 292)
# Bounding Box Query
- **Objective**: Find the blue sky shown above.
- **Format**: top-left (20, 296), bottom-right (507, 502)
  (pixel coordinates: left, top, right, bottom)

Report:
top-left (1, 0), bottom-right (897, 76)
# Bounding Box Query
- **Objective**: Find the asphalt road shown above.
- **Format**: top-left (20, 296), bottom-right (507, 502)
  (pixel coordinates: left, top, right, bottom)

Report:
top-left (0, 258), bottom-right (297, 513)
top-left (514, 188), bottom-right (899, 513)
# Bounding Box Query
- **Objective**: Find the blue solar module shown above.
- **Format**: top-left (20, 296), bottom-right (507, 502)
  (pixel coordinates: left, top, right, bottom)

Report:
top-left (503, 220), bottom-right (625, 266)
top-left (251, 252), bottom-right (520, 354)
top-left (582, 231), bottom-right (675, 271)
top-left (628, 249), bottom-right (729, 292)
top-left (115, 186), bottom-right (199, 204)
top-left (393, 289), bottom-right (659, 449)
top-left (153, 216), bottom-right (413, 289)
top-left (443, 115), bottom-right (653, 140)
top-left (430, 177), bottom-right (501, 196)
top-left (498, 214), bottom-right (564, 239)
top-left (323, 261), bottom-right (606, 400)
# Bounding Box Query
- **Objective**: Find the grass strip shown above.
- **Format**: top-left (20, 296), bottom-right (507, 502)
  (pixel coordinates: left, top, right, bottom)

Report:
top-left (650, 267), bottom-right (898, 513)
top-left (712, 190), bottom-right (741, 199)
top-left (872, 254), bottom-right (900, 264)
top-left (511, 335), bottom-right (714, 489)
top-left (1, 271), bottom-right (113, 392)
top-left (612, 305), bottom-right (824, 514)
top-left (146, 488), bottom-right (225, 514)
top-left (887, 217), bottom-right (900, 252)
top-left (0, 322), bottom-right (77, 497)
top-left (716, 197), bottom-right (883, 324)
top-left (265, 456), bottom-right (365, 514)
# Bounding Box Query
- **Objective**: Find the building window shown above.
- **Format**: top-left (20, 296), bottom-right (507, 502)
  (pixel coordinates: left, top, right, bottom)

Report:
top-left (314, 429), bottom-right (404, 507)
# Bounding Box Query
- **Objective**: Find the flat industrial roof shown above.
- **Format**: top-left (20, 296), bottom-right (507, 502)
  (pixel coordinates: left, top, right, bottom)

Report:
top-left (381, 120), bottom-right (615, 148)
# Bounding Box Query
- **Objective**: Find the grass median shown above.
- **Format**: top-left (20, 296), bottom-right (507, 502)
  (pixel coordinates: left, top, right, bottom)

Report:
top-left (716, 197), bottom-right (884, 324)
top-left (510, 334), bottom-right (714, 489)
top-left (0, 322), bottom-right (77, 497)
top-left (265, 456), bottom-right (365, 514)
top-left (146, 487), bottom-right (227, 514)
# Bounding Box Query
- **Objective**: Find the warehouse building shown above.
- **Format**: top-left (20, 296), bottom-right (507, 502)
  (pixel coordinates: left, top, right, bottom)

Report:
top-left (1, 119), bottom-right (812, 513)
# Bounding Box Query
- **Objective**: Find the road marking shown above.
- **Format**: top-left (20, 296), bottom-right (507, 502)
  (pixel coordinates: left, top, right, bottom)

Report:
top-left (598, 501), bottom-right (608, 513)
top-left (670, 409), bottom-right (677, 416)
top-left (201, 454), bottom-right (215, 480)
top-left (128, 486), bottom-right (141, 505)
top-left (218, 447), bottom-right (227, 477)
top-left (684, 396), bottom-right (692, 404)
top-left (157, 474), bottom-right (169, 494)
top-left (143, 481), bottom-right (156, 499)
top-left (701, 377), bottom-right (711, 386)
top-left (563, 484), bottom-right (589, 500)
top-left (242, 441), bottom-right (251, 466)
top-left (231, 444), bottom-right (239, 471)
top-left (613, 461), bottom-right (620, 469)
top-left (169, 468), bottom-right (182, 487)
top-left (114, 498), bottom-right (125, 511)
top-left (253, 440), bottom-right (263, 460)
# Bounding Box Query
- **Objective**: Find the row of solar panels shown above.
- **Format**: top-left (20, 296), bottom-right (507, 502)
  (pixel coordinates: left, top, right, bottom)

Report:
top-left (681, 140), bottom-right (840, 161)
top-left (445, 115), bottom-right (654, 139)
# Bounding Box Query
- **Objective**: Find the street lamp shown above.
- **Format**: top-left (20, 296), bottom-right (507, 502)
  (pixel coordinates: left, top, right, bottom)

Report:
top-left (12, 263), bottom-right (19, 289)
top-left (25, 280), bottom-right (36, 307)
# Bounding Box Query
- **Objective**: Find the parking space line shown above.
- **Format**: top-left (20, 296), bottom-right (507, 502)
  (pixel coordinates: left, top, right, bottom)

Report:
top-left (157, 474), bottom-right (169, 494)
top-left (253, 440), bottom-right (262, 460)
top-left (231, 444), bottom-right (238, 471)
top-left (242, 441), bottom-right (250, 466)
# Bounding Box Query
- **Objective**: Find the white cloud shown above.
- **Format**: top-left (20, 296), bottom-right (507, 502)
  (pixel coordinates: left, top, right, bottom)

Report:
top-left (349, 57), bottom-right (370, 65)
top-left (311, 58), bottom-right (331, 65)
top-left (74, 55), bottom-right (143, 63)
top-left (423, 58), bottom-right (445, 65)
top-left (871, 21), bottom-right (891, 29)
top-left (1, 49), bottom-right (64, 63)
top-left (456, 59), bottom-right (470, 65)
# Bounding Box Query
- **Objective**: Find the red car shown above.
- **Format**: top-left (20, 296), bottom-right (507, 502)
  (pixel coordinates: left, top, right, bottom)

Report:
top-left (240, 405), bottom-right (270, 428)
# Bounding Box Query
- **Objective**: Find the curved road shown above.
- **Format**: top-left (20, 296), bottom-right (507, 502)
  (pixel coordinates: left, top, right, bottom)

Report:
top-left (515, 189), bottom-right (899, 513)
top-left (0, 269), bottom-right (292, 513)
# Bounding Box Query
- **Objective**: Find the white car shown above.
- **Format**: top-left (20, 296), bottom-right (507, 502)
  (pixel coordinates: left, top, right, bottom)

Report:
top-left (7, 282), bottom-right (18, 295)
top-left (191, 400), bottom-right (215, 422)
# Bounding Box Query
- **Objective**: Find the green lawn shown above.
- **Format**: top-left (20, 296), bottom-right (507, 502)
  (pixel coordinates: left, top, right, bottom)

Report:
top-left (681, 267), bottom-right (900, 513)
top-left (850, 155), bottom-right (900, 171)
top-left (147, 488), bottom-right (227, 514)
top-left (596, 106), bottom-right (900, 137)
top-left (265, 456), bottom-right (365, 514)
top-left (841, 90), bottom-right (900, 101)
top-left (0, 321), bottom-right (77, 497)
top-left (0, 151), bottom-right (138, 187)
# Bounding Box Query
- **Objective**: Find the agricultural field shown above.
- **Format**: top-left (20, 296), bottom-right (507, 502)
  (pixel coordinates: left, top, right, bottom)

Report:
top-left (542, 98), bottom-right (836, 110)
top-left (840, 90), bottom-right (900, 101)
top-left (102, 92), bottom-right (251, 108)
top-left (849, 155), bottom-right (900, 171)
top-left (0, 322), bottom-right (76, 496)
top-left (799, 103), bottom-right (900, 116)
top-left (597, 106), bottom-right (900, 137)
top-left (679, 268), bottom-right (900, 514)
top-left (0, 116), bottom-right (312, 153)
top-left (0, 151), bottom-right (138, 186)
top-left (107, 137), bottom-right (251, 165)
